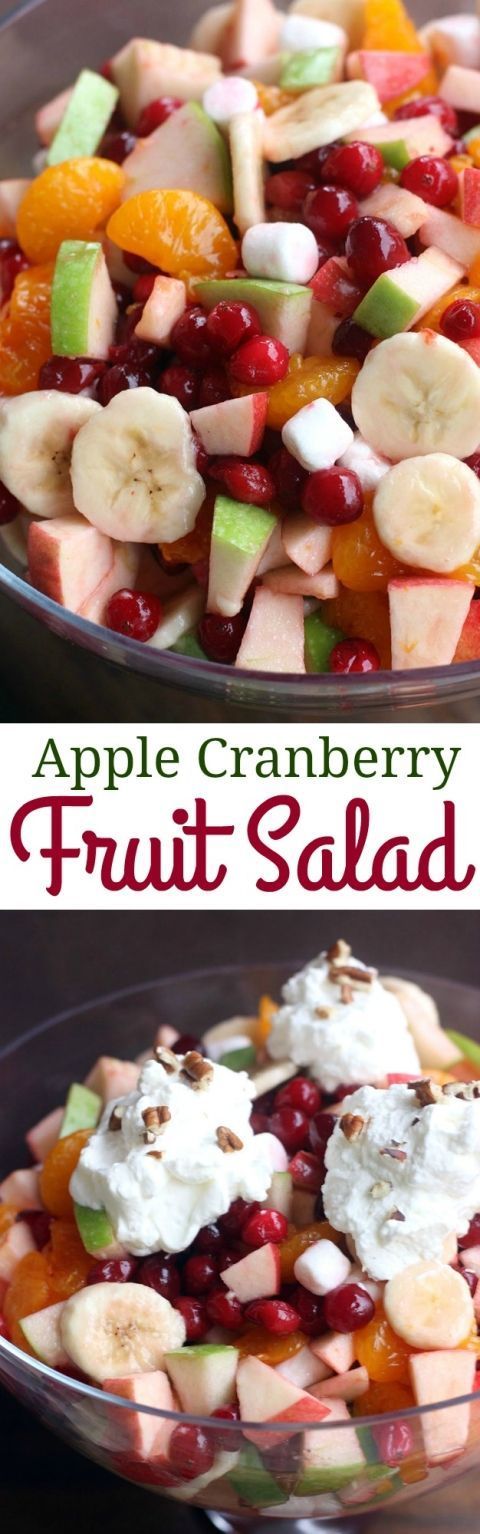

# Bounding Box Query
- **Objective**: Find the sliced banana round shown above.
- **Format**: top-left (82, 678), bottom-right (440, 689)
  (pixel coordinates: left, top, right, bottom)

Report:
top-left (60, 1282), bottom-right (186, 1382)
top-left (0, 392), bottom-right (100, 519)
top-left (384, 1260), bottom-right (474, 1350)
top-left (263, 80), bottom-right (378, 161)
top-left (352, 331), bottom-right (480, 462)
top-left (373, 454), bottom-right (480, 573)
top-left (71, 387), bottom-right (205, 544)
top-left (381, 976), bottom-right (460, 1070)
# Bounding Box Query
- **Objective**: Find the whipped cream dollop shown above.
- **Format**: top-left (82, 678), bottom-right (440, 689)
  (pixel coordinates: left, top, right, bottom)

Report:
top-left (71, 1050), bottom-right (274, 1257)
top-left (323, 1080), bottom-right (480, 1279)
top-left (267, 942), bottom-right (420, 1093)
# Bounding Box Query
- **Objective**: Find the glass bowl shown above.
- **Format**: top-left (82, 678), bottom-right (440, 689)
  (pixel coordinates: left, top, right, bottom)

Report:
top-left (0, 0), bottom-right (478, 722)
top-left (1, 960), bottom-right (480, 1531)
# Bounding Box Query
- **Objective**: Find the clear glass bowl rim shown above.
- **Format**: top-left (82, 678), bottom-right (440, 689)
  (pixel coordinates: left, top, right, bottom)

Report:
top-left (1, 959), bottom-right (479, 1436)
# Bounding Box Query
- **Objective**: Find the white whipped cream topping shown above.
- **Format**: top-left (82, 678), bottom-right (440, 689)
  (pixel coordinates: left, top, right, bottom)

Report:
top-left (71, 1054), bottom-right (273, 1257)
top-left (323, 1081), bottom-right (480, 1279)
top-left (267, 948), bottom-right (420, 1093)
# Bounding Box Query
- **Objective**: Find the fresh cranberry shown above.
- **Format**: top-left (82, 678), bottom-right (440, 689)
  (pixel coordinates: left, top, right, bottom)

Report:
top-left (0, 240), bottom-right (29, 302)
top-left (288, 1149), bottom-right (324, 1191)
top-left (275, 1077), bottom-right (321, 1116)
top-left (115, 302), bottom-right (148, 343)
top-left (206, 299), bottom-right (262, 355)
top-left (106, 588), bottom-right (163, 641)
top-left (459, 1214), bottom-right (480, 1249)
top-left (251, 1110), bottom-right (270, 1134)
top-left (206, 1287), bottom-right (244, 1329)
top-left (113, 1452), bottom-right (180, 1487)
top-left (242, 1208), bottom-right (288, 1247)
top-left (303, 185), bottom-right (359, 244)
top-left (269, 445), bottom-right (308, 510)
top-left (394, 95), bottom-right (458, 137)
top-left (0, 480), bottom-right (21, 525)
top-left (296, 142), bottom-right (342, 178)
top-left (265, 170), bottom-right (316, 212)
top-left (123, 252), bottom-right (158, 276)
top-left (345, 217), bottom-right (409, 284)
top-left (245, 1298), bottom-right (301, 1334)
top-left (172, 1033), bottom-right (205, 1054)
top-left (209, 457), bottom-right (275, 505)
top-left (229, 334), bottom-right (289, 386)
top-left (302, 466), bottom-right (363, 526)
top-left (160, 362), bottom-right (199, 409)
top-left (0, 1315), bottom-right (9, 1340)
top-left (314, 1189), bottom-right (326, 1219)
top-left (171, 305), bottom-right (213, 365)
top-left (330, 638), bottom-right (381, 674)
top-left (372, 1419), bottom-right (415, 1466)
top-left (18, 1210), bottom-right (51, 1248)
top-left (173, 1295), bottom-right (208, 1341)
top-left (269, 1106), bottom-right (310, 1153)
top-left (87, 1255), bottom-right (138, 1284)
top-left (192, 432), bottom-right (209, 477)
top-left (400, 155), bottom-right (458, 207)
top-left (292, 1284), bottom-right (326, 1336)
top-left (100, 361), bottom-right (152, 402)
top-left (324, 1282), bottom-right (375, 1332)
top-left (333, 1083), bottom-right (362, 1100)
top-left (198, 610), bottom-right (246, 664)
top-left (183, 1253), bottom-right (219, 1294)
top-left (133, 273), bottom-right (157, 304)
top-left (462, 1268), bottom-right (478, 1297)
top-left (320, 142), bottom-right (384, 199)
top-left (39, 356), bottom-right (106, 393)
top-left (194, 1222), bottom-right (224, 1254)
top-left (441, 299), bottom-right (480, 342)
top-left (137, 97), bottom-right (183, 136)
top-left (309, 1111), bottom-right (337, 1158)
top-left (169, 1423), bottom-right (214, 1481)
top-left (210, 1405), bottom-right (243, 1451)
top-left (100, 58), bottom-right (114, 81)
top-left (218, 1198), bottom-right (257, 1236)
top-left (136, 1252), bottom-right (181, 1299)
top-left (112, 282), bottom-right (131, 311)
top-left (100, 128), bottom-right (136, 164)
top-left (197, 366), bottom-right (231, 407)
top-left (332, 318), bottom-right (372, 363)
top-left (217, 1245), bottom-right (243, 1270)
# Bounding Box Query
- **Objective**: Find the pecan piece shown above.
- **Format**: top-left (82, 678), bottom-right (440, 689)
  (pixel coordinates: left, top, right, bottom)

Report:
top-left (340, 1112), bottom-right (366, 1142)
top-left (142, 1105), bottom-right (171, 1144)
top-left (154, 1045), bottom-right (179, 1074)
top-left (407, 1079), bottom-right (441, 1108)
top-left (108, 1106), bottom-right (123, 1132)
top-left (380, 1145), bottom-right (407, 1163)
top-left (387, 1208), bottom-right (406, 1222)
top-left (181, 1051), bottom-right (214, 1089)
top-left (327, 939), bottom-right (351, 965)
top-left (216, 1126), bottom-right (244, 1153)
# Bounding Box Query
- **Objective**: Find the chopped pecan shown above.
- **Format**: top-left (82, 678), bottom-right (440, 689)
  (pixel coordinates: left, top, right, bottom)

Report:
top-left (146, 1150), bottom-right (164, 1161)
top-left (380, 1145), bottom-right (407, 1163)
top-left (327, 939), bottom-right (351, 964)
top-left (315, 1006), bottom-right (333, 1019)
top-left (340, 982), bottom-right (354, 1005)
top-left (216, 1126), bottom-right (244, 1153)
top-left (340, 1112), bottom-right (366, 1142)
top-left (181, 1051), bottom-right (214, 1088)
top-left (154, 1045), bottom-right (179, 1074)
top-left (387, 1208), bottom-right (406, 1222)
top-left (334, 964), bottom-right (377, 986)
top-left (108, 1107), bottom-right (123, 1132)
top-left (370, 1180), bottom-right (392, 1199)
top-left (142, 1105), bottom-right (171, 1143)
top-left (407, 1078), bottom-right (441, 1108)
top-left (442, 1081), bottom-right (480, 1101)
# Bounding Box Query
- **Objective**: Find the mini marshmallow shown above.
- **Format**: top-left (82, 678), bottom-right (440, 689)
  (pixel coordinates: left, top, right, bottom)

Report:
top-left (294, 1239), bottom-right (352, 1296)
top-left (280, 14), bottom-right (347, 55)
top-left (203, 76), bottom-right (259, 127)
top-left (242, 222), bottom-right (319, 285)
top-left (420, 14), bottom-right (480, 72)
top-left (338, 432), bottom-right (390, 491)
top-left (282, 398), bottom-right (354, 472)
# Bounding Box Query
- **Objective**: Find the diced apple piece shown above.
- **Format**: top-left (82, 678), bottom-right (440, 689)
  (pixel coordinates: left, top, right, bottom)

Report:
top-left (74, 1204), bottom-right (125, 1259)
top-left (60, 1083), bottom-right (101, 1138)
top-left (382, 976), bottom-right (459, 1069)
top-left (0, 179), bottom-right (31, 239)
top-left (191, 394), bottom-right (268, 458)
top-left (347, 49), bottom-right (430, 102)
top-left (235, 587), bottom-right (305, 672)
top-left (310, 1331), bottom-right (355, 1374)
top-left (419, 207), bottom-right (480, 269)
top-left (421, 16), bottom-right (480, 74)
top-left (51, 240), bottom-right (117, 359)
top-left (440, 63), bottom-right (480, 115)
top-left (277, 1346), bottom-right (331, 1390)
top-left (360, 181), bottom-right (428, 237)
top-left (0, 1221), bottom-right (35, 1284)
top-left (228, 1443), bottom-right (287, 1508)
top-left (80, 541), bottom-right (140, 626)
top-left (110, 39), bottom-right (221, 129)
top-left (47, 70), bottom-right (119, 166)
top-left (264, 1170), bottom-right (293, 1218)
top-left (208, 495), bottom-right (277, 617)
top-left (165, 1344), bottom-right (238, 1415)
top-left (35, 87), bottom-right (73, 146)
top-left (310, 1365), bottom-right (369, 1403)
top-left (237, 1356), bottom-right (331, 1449)
top-left (26, 1106), bottom-right (63, 1161)
top-left (388, 578), bottom-right (474, 670)
top-left (459, 1244), bottom-right (480, 1277)
top-left (354, 246), bottom-right (464, 338)
top-left (172, 1449), bottom-right (240, 1501)
top-left (195, 276), bottom-right (312, 352)
top-left (135, 277), bottom-right (186, 346)
top-left (257, 517), bottom-right (286, 575)
top-left (221, 0), bottom-right (280, 69)
top-left (264, 561), bottom-right (339, 598)
top-left (28, 515), bottom-right (116, 614)
top-left (291, 1189), bottom-right (317, 1225)
top-left (296, 1398), bottom-right (366, 1494)
top-left (306, 298), bottom-right (339, 355)
top-left (310, 254), bottom-right (362, 316)
top-left (459, 166), bottom-right (480, 228)
top-left (409, 1350), bottom-right (476, 1462)
top-left (20, 1302), bottom-right (68, 1367)
top-left (282, 513), bottom-right (332, 575)
top-left (146, 586), bottom-right (204, 651)
top-left (347, 114), bottom-right (453, 165)
top-left (190, 3), bottom-right (234, 56)
top-left (454, 597), bottom-right (480, 662)
top-left (0, 1167), bottom-right (42, 1209)
top-left (123, 102), bottom-right (232, 214)
top-left (222, 1242), bottom-right (281, 1302)
top-left (103, 1370), bottom-right (177, 1458)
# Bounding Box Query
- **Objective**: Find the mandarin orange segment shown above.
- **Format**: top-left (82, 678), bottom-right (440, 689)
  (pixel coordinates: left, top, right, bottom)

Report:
top-left (254, 994), bottom-right (278, 1049)
top-left (16, 158), bottom-right (125, 264)
top-left (323, 590), bottom-right (392, 668)
top-left (4, 1251), bottom-right (56, 1351)
top-left (417, 285), bottom-right (480, 333)
top-left (354, 1308), bottom-right (415, 1383)
top-left (332, 501), bottom-right (407, 593)
top-left (158, 493), bottom-right (214, 566)
top-left (265, 355), bottom-right (359, 431)
top-left (0, 1204), bottom-right (18, 1237)
top-left (0, 263), bottom-right (53, 395)
top-left (45, 1218), bottom-right (93, 1297)
top-left (39, 1128), bottom-right (92, 1218)
top-left (108, 190), bottom-right (238, 280)
top-left (362, 0), bottom-right (425, 52)
top-left (236, 1327), bottom-right (306, 1364)
top-left (280, 1221), bottom-right (343, 1282)
top-left (352, 1380), bottom-right (415, 1417)
top-left (253, 82), bottom-right (294, 115)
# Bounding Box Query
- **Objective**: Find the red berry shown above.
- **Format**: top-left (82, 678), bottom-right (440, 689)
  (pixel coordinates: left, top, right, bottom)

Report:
top-left (291, 1284), bottom-right (326, 1336)
top-left (269, 444), bottom-right (308, 510)
top-left (229, 334), bottom-right (289, 386)
top-left (0, 240), bottom-right (30, 303)
top-left (345, 216), bottom-right (409, 284)
top-left (303, 185), bottom-right (359, 243)
top-left (173, 1296), bottom-right (208, 1341)
top-left (100, 361), bottom-right (152, 402)
top-left (106, 588), bottom-right (163, 642)
top-left (123, 252), bottom-right (158, 276)
top-left (324, 1282), bottom-right (375, 1332)
top-left (169, 1424), bottom-right (214, 1481)
top-left (160, 362), bottom-right (199, 409)
top-left (245, 1298), bottom-right (301, 1334)
top-left (461, 1268), bottom-right (478, 1297)
top-left (251, 1110), bottom-right (270, 1134)
top-left (172, 1033), bottom-right (205, 1054)
top-left (0, 480), bottom-right (21, 525)
top-left (372, 1419), bottom-right (415, 1466)
top-left (197, 365), bottom-right (231, 407)
top-left (18, 1210), bottom-right (51, 1248)
top-left (296, 142), bottom-right (342, 178)
top-left (133, 273), bottom-right (157, 304)
top-left (136, 1252), bottom-right (180, 1300)
top-left (441, 299), bottom-right (480, 342)
top-left (332, 317), bottom-right (372, 363)
top-left (459, 1214), bottom-right (480, 1249)
top-left (275, 1077), bottom-right (321, 1116)
top-left (0, 1316), bottom-right (9, 1340)
top-left (217, 1245), bottom-right (243, 1270)
top-left (302, 465), bottom-right (363, 526)
top-left (87, 1256), bottom-right (138, 1284)
top-left (39, 355), bottom-right (107, 393)
top-left (192, 432), bottom-right (209, 477)
top-left (330, 638), bottom-right (381, 674)
top-left (466, 452), bottom-right (480, 479)
top-left (242, 1208), bottom-right (288, 1247)
top-left (206, 1287), bottom-right (245, 1329)
top-left (309, 1112), bottom-right (337, 1158)
top-left (137, 97), bottom-right (183, 135)
top-left (113, 1452), bottom-right (180, 1487)
top-left (394, 95), bottom-right (458, 137)
top-left (198, 610), bottom-right (247, 664)
top-left (101, 128), bottom-right (137, 164)
top-left (194, 1222), bottom-right (224, 1253)
top-left (400, 154), bottom-right (458, 207)
top-left (183, 1253), bottom-right (219, 1294)
top-left (209, 457), bottom-right (275, 505)
top-left (288, 1150), bottom-right (324, 1191)
top-left (320, 142), bottom-right (384, 199)
top-left (206, 299), bottom-right (262, 355)
top-left (218, 1198), bottom-right (257, 1236)
top-left (265, 170), bottom-right (316, 212)
top-left (210, 1406), bottom-right (243, 1451)
top-left (269, 1106), bottom-right (310, 1153)
top-left (171, 305), bottom-right (213, 365)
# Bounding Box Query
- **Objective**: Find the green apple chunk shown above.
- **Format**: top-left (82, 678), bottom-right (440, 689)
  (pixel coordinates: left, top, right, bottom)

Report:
top-left (74, 1203), bottom-right (117, 1257)
top-left (47, 69), bottom-right (118, 166)
top-left (219, 1044), bottom-right (257, 1071)
top-left (165, 1344), bottom-right (238, 1415)
top-left (20, 1302), bottom-right (68, 1367)
top-left (229, 1445), bottom-right (288, 1509)
top-left (208, 495), bottom-right (277, 618)
top-left (354, 275), bottom-right (418, 338)
top-left (60, 1082), bottom-right (101, 1138)
top-left (280, 48), bottom-right (341, 90)
top-left (445, 1029), bottom-right (480, 1068)
top-left (195, 277), bottom-right (312, 352)
top-left (304, 611), bottom-right (343, 672)
top-left (170, 629), bottom-right (207, 659)
top-left (51, 240), bottom-right (117, 359)
top-left (123, 102), bottom-right (232, 216)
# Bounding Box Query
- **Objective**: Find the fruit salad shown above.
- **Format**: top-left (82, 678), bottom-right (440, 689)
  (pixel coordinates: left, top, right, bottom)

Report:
top-left (2, 939), bottom-right (480, 1516)
top-left (1, 0), bottom-right (480, 675)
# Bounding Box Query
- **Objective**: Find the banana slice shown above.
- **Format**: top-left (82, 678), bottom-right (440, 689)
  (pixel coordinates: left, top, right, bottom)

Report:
top-left (230, 111), bottom-right (266, 235)
top-left (351, 331), bottom-right (480, 462)
top-left (263, 80), bottom-right (378, 161)
top-left (384, 1260), bottom-right (474, 1350)
top-left (373, 454), bottom-right (480, 573)
top-left (71, 387), bottom-right (205, 544)
top-left (0, 392), bottom-right (100, 519)
top-left (60, 1282), bottom-right (186, 1382)
top-left (381, 976), bottom-right (461, 1070)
